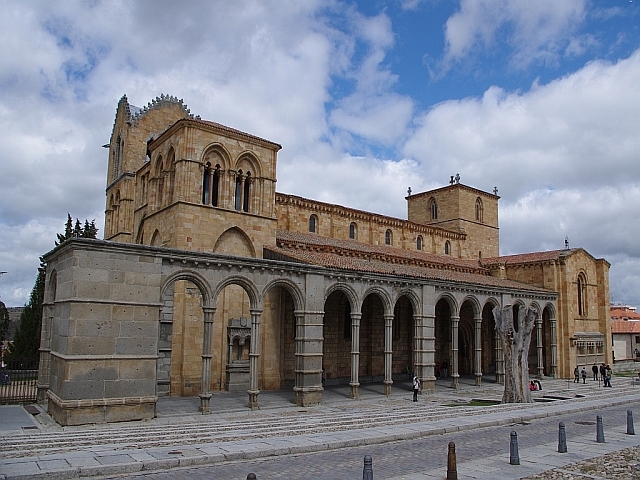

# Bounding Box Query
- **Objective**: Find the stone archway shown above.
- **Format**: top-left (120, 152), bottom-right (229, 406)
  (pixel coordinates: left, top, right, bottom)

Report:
top-left (458, 301), bottom-right (475, 376)
top-left (481, 302), bottom-right (498, 380)
top-left (262, 285), bottom-right (297, 391)
top-left (360, 292), bottom-right (385, 381)
top-left (322, 290), bottom-right (352, 385)
top-left (393, 295), bottom-right (414, 377)
top-left (435, 297), bottom-right (453, 382)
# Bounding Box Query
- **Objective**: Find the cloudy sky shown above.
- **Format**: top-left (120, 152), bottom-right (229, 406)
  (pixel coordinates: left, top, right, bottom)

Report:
top-left (1, 0), bottom-right (639, 308)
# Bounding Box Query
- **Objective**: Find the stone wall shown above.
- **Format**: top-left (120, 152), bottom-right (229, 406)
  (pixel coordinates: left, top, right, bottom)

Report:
top-left (44, 244), bottom-right (162, 425)
top-left (501, 250), bottom-right (611, 378)
top-left (275, 193), bottom-right (468, 257)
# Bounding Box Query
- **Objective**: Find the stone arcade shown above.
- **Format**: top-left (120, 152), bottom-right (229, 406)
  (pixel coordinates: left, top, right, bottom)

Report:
top-left (36, 95), bottom-right (612, 425)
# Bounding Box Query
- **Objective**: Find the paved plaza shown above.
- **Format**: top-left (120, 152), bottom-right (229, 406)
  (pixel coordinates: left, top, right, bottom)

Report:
top-left (2, 375), bottom-right (640, 479)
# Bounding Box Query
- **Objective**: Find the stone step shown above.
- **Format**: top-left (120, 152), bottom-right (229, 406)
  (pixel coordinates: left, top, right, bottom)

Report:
top-left (0, 385), bottom-right (624, 460)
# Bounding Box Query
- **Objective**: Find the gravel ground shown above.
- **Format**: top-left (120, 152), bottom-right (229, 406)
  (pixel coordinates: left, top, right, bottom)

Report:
top-left (524, 445), bottom-right (640, 479)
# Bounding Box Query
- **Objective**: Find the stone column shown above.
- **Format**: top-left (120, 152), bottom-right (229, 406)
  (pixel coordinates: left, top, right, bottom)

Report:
top-left (421, 313), bottom-right (435, 391)
top-left (550, 318), bottom-right (558, 378)
top-left (199, 306), bottom-right (216, 413)
top-left (224, 170), bottom-right (235, 209)
top-left (384, 314), bottom-right (393, 395)
top-left (536, 316), bottom-right (544, 378)
top-left (474, 316), bottom-right (482, 386)
top-left (293, 310), bottom-right (324, 406)
top-left (239, 174), bottom-right (246, 211)
top-left (207, 168), bottom-right (214, 205)
top-left (451, 315), bottom-right (460, 389)
top-left (248, 309), bottom-right (262, 409)
top-left (350, 313), bottom-right (361, 399)
top-left (495, 329), bottom-right (504, 384)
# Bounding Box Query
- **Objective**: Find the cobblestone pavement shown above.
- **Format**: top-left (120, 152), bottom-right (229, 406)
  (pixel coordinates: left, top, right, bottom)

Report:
top-left (3, 378), bottom-right (639, 479)
top-left (523, 445), bottom-right (640, 479)
top-left (105, 401), bottom-right (640, 480)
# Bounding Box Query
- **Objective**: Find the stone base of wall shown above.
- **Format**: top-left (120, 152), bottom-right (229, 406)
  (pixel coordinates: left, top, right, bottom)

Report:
top-left (294, 387), bottom-right (322, 406)
top-left (613, 359), bottom-right (640, 373)
top-left (47, 391), bottom-right (156, 426)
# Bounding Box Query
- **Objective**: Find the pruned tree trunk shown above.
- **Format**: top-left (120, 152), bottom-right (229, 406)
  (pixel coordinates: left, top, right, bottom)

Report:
top-left (493, 305), bottom-right (538, 403)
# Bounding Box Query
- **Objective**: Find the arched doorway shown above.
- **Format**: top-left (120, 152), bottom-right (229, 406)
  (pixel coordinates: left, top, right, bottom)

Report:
top-left (261, 286), bottom-right (296, 391)
top-left (481, 302), bottom-right (497, 380)
top-left (322, 290), bottom-right (352, 384)
top-left (435, 298), bottom-right (452, 380)
top-left (360, 293), bottom-right (385, 381)
top-left (458, 301), bottom-right (475, 376)
top-left (393, 295), bottom-right (414, 377)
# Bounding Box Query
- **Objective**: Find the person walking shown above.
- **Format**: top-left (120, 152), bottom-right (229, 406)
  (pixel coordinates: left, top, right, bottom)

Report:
top-left (599, 363), bottom-right (606, 382)
top-left (574, 366), bottom-right (580, 383)
top-left (441, 360), bottom-right (448, 378)
top-left (604, 365), bottom-right (613, 387)
top-left (592, 363), bottom-right (598, 381)
top-left (412, 375), bottom-right (420, 401)
top-left (581, 367), bottom-right (587, 384)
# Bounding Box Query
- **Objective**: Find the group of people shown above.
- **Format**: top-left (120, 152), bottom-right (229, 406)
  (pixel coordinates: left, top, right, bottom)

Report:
top-left (574, 363), bottom-right (612, 387)
top-left (434, 360), bottom-right (449, 379)
top-left (529, 379), bottom-right (542, 391)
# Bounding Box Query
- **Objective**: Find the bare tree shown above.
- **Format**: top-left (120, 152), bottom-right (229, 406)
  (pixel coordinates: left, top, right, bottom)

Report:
top-left (493, 305), bottom-right (538, 403)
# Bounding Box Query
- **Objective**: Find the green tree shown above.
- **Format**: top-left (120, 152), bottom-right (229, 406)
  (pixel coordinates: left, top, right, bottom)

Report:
top-left (7, 261), bottom-right (45, 359)
top-left (56, 213), bottom-right (99, 245)
top-left (0, 300), bottom-right (8, 344)
top-left (56, 214), bottom-right (74, 246)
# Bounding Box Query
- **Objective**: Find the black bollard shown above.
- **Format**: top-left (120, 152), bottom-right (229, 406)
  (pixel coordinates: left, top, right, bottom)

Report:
top-left (447, 442), bottom-right (458, 480)
top-left (628, 410), bottom-right (636, 435)
top-left (596, 415), bottom-right (605, 443)
top-left (247, 474), bottom-right (257, 480)
top-left (509, 431), bottom-right (520, 465)
top-left (558, 422), bottom-right (567, 453)
top-left (363, 455), bottom-right (373, 480)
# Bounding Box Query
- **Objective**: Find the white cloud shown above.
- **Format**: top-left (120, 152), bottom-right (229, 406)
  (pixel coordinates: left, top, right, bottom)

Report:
top-left (1, 0), bottom-right (639, 311)
top-left (405, 48), bottom-right (640, 306)
top-left (406, 50), bottom-right (640, 200)
top-left (441, 0), bottom-right (588, 72)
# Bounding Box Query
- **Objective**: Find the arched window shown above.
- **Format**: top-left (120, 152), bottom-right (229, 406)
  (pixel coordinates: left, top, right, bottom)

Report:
top-left (202, 163), bottom-right (211, 204)
top-left (115, 190), bottom-right (121, 233)
top-left (429, 197), bottom-right (438, 220)
top-left (577, 272), bottom-right (587, 316)
top-left (113, 134), bottom-right (123, 177)
top-left (108, 194), bottom-right (114, 236)
top-left (204, 163), bottom-right (221, 206)
top-left (349, 222), bottom-right (356, 240)
top-left (445, 241), bottom-right (450, 255)
top-left (475, 197), bottom-right (483, 223)
top-left (234, 170), bottom-right (243, 211)
top-left (417, 235), bottom-right (423, 250)
top-left (243, 172), bottom-right (251, 212)
top-left (385, 229), bottom-right (392, 245)
top-left (155, 155), bottom-right (164, 207)
top-left (212, 165), bottom-right (220, 207)
top-left (309, 215), bottom-right (318, 233)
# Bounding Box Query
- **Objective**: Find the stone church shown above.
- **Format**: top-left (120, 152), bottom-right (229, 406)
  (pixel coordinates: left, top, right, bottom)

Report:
top-left (36, 95), bottom-right (611, 426)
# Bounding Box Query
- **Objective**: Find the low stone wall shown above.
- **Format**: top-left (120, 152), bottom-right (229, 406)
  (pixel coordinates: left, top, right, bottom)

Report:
top-left (613, 359), bottom-right (640, 372)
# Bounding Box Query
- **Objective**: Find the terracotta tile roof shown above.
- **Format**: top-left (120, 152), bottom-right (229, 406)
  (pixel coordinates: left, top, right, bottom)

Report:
top-left (276, 230), bottom-right (481, 270)
top-left (483, 249), bottom-right (578, 266)
top-left (611, 320), bottom-right (640, 334)
top-left (610, 308), bottom-right (640, 321)
top-left (269, 231), bottom-right (553, 293)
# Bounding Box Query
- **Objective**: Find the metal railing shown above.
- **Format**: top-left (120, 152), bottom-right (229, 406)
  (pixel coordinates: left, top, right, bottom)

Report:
top-left (0, 356), bottom-right (39, 404)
